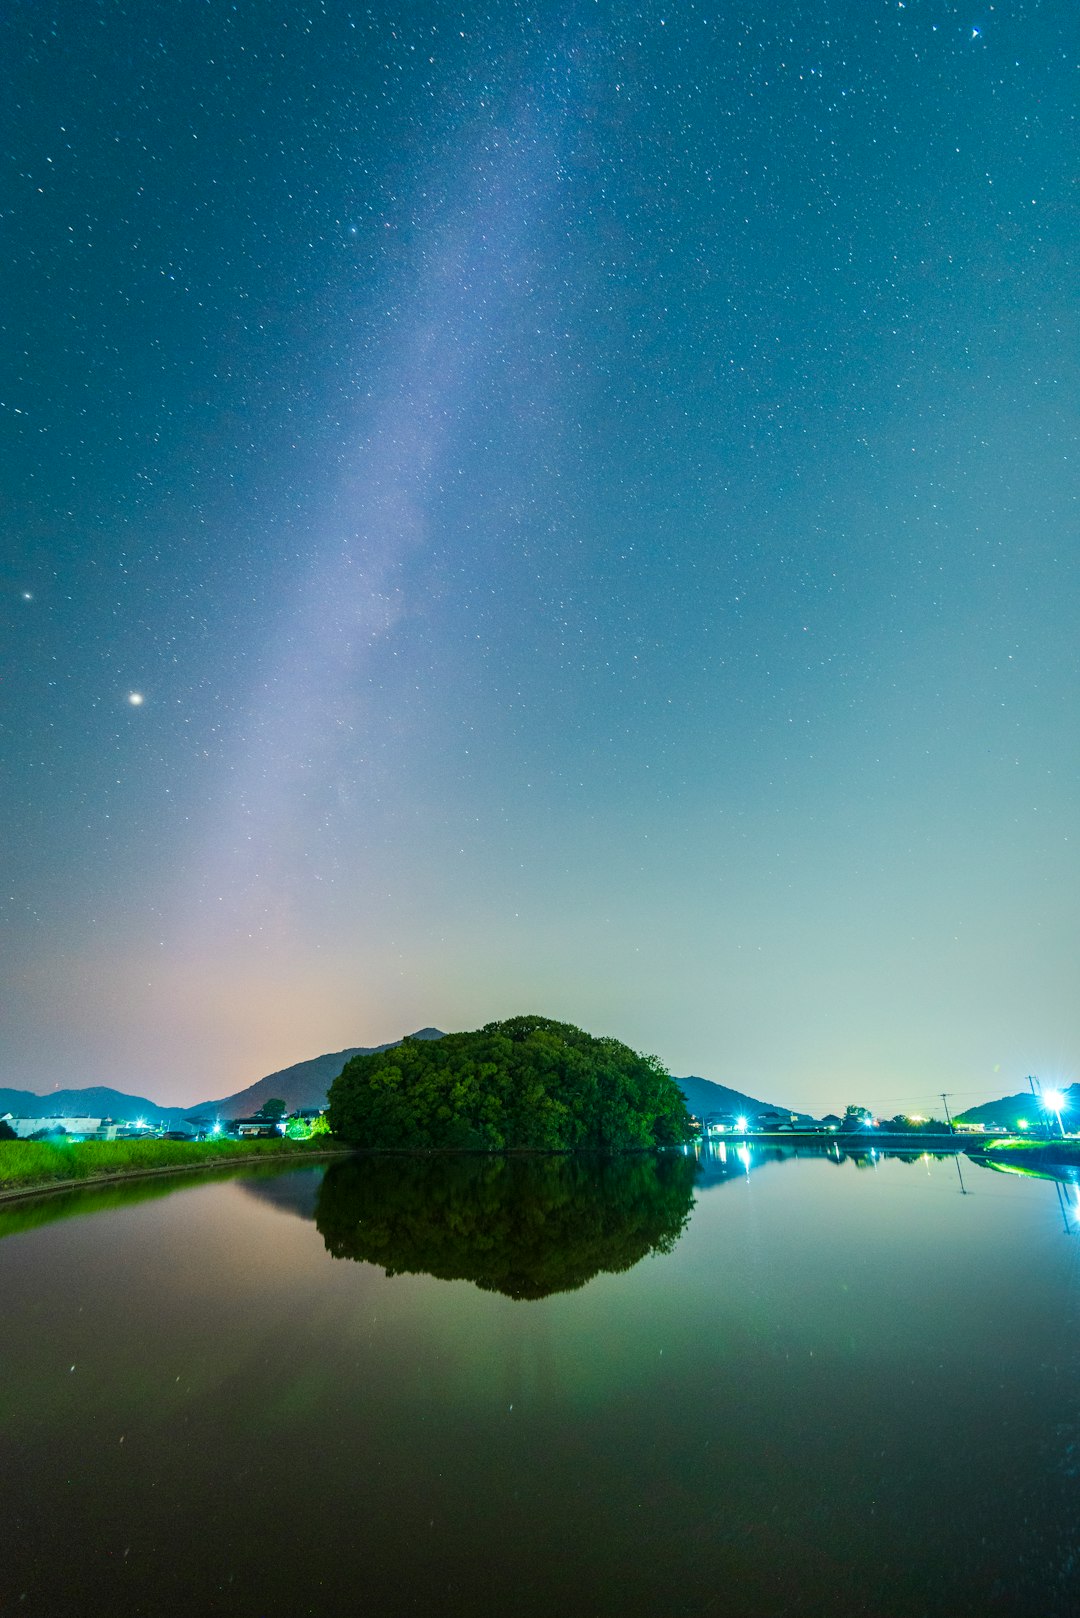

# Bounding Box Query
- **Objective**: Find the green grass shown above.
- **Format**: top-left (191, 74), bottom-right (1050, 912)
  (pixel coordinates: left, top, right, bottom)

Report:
top-left (0, 1135), bottom-right (345, 1193)
top-left (967, 1137), bottom-right (1080, 1163)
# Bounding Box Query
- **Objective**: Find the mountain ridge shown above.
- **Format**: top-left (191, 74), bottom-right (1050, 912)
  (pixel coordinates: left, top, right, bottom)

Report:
top-left (0, 1085), bottom-right (193, 1128)
top-left (3, 1030), bottom-right (797, 1128)
top-left (674, 1073), bottom-right (810, 1123)
top-left (189, 1028), bottom-right (446, 1118)
top-left (0, 1030), bottom-right (447, 1126)
top-left (3, 1044), bottom-right (1062, 1135)
top-left (956, 1083), bottom-right (1080, 1132)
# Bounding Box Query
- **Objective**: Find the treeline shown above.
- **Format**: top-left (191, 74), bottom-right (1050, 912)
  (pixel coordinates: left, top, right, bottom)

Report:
top-left (327, 1014), bottom-right (694, 1152)
top-left (842, 1106), bottom-right (951, 1133)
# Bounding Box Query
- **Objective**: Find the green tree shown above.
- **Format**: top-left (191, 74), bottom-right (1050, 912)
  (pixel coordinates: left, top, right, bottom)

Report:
top-left (883, 1113), bottom-right (948, 1134)
top-left (0, 1118), bottom-right (16, 1141)
top-left (284, 1112), bottom-right (331, 1140)
top-left (327, 1015), bottom-right (694, 1153)
top-left (257, 1098), bottom-right (287, 1122)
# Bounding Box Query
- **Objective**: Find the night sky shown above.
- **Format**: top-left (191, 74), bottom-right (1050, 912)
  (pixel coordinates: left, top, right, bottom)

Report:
top-left (4, 0), bottom-right (1077, 1113)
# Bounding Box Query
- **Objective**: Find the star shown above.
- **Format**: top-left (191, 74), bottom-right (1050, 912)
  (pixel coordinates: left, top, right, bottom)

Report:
top-left (127, 692), bottom-right (145, 706)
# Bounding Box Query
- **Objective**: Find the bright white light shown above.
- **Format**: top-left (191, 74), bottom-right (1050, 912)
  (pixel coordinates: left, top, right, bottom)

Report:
top-left (127, 691), bottom-right (144, 706)
top-left (736, 1115), bottom-right (747, 1132)
top-left (1042, 1090), bottom-right (1066, 1113)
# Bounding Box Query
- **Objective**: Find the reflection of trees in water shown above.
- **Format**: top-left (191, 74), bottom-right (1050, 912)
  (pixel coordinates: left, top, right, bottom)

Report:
top-left (314, 1152), bottom-right (699, 1300)
top-left (234, 1165), bottom-right (326, 1222)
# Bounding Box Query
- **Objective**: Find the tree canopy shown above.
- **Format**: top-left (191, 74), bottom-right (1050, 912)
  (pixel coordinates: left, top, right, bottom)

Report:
top-left (326, 1014), bottom-right (694, 1152)
top-left (315, 1152), bottom-right (699, 1299)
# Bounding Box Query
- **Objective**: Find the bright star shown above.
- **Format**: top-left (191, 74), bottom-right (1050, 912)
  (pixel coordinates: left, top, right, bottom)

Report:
top-left (127, 691), bottom-right (145, 706)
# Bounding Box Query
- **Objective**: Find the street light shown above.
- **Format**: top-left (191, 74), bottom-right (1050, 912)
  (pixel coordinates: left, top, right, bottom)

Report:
top-left (1041, 1090), bottom-right (1067, 1138)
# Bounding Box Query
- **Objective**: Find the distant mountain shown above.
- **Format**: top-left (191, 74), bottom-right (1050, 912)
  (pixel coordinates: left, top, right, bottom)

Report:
top-left (207, 1047), bottom-right (797, 1129)
top-left (0, 1029), bottom-right (447, 1129)
top-left (956, 1083), bottom-right (1080, 1132)
top-left (1, 1035), bottom-right (802, 1134)
top-left (189, 1028), bottom-right (447, 1120)
top-left (673, 1074), bottom-right (807, 1122)
top-left (0, 1085), bottom-right (193, 1128)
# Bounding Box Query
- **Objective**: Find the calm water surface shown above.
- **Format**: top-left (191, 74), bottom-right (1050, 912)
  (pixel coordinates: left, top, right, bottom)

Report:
top-left (2, 1144), bottom-right (1079, 1618)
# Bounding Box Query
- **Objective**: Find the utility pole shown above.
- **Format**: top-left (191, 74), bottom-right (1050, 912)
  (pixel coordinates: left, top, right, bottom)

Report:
top-left (940, 1093), bottom-right (956, 1134)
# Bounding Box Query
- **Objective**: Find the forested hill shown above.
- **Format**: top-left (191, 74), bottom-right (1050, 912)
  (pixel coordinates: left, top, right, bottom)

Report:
top-left (0, 1085), bottom-right (192, 1128)
top-left (2, 1032), bottom-right (797, 1130)
top-left (956, 1083), bottom-right (1080, 1132)
top-left (191, 1028), bottom-right (446, 1118)
top-left (0, 1030), bottom-right (446, 1127)
top-left (674, 1073), bottom-right (804, 1122)
top-left (328, 1015), bottom-right (694, 1151)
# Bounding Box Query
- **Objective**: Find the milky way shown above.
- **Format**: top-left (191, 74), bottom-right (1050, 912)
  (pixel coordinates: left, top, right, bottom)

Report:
top-left (3, 1), bottom-right (1077, 1110)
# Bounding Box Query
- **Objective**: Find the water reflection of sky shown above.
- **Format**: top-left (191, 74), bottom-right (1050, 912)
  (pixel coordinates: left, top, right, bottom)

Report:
top-left (3, 1153), bottom-right (1080, 1616)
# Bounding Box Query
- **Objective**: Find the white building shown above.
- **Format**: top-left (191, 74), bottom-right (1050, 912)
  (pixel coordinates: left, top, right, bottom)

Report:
top-left (1, 1114), bottom-right (105, 1139)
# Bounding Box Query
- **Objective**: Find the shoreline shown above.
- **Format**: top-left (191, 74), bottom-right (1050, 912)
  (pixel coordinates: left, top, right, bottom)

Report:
top-left (7, 1133), bottom-right (1075, 1205)
top-left (964, 1139), bottom-right (1080, 1169)
top-left (0, 1145), bottom-right (352, 1205)
top-left (705, 1131), bottom-right (965, 1147)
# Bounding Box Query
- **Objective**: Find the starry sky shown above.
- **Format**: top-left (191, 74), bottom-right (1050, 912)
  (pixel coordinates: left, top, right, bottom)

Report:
top-left (3, 0), bottom-right (1077, 1114)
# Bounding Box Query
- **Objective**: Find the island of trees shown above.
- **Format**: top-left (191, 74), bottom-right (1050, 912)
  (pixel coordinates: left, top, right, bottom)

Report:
top-left (326, 1014), bottom-right (694, 1152)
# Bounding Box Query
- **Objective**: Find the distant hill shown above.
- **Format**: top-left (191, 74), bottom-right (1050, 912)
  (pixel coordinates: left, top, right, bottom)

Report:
top-left (673, 1074), bottom-right (808, 1123)
top-left (187, 1029), bottom-right (448, 1120)
top-left (0, 1085), bottom-right (192, 1128)
top-left (956, 1083), bottom-right (1080, 1132)
top-left (0, 1029), bottom-right (447, 1129)
top-left (200, 1038), bottom-right (799, 1128)
top-left (213, 1044), bottom-right (798, 1132)
top-left (2, 1035), bottom-right (803, 1134)
top-left (185, 1047), bottom-right (369, 1122)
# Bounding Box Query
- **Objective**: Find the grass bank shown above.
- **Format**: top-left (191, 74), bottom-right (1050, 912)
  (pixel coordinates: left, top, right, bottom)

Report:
top-left (964, 1138), bottom-right (1080, 1169)
top-left (0, 1136), bottom-right (347, 1198)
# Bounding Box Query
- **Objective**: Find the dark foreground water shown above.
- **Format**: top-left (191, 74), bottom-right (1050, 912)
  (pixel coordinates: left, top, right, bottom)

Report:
top-left (3, 1143), bottom-right (1080, 1618)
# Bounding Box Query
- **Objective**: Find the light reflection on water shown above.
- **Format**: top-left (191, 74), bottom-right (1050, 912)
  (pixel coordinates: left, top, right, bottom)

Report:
top-left (2, 1147), bottom-right (1080, 1617)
